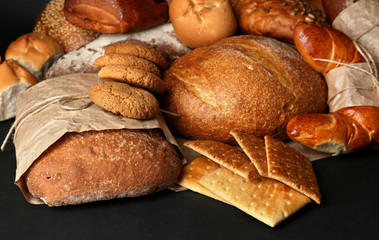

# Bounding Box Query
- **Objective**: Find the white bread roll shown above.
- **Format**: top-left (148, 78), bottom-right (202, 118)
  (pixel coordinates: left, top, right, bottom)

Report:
top-left (5, 33), bottom-right (64, 80)
top-left (0, 59), bottom-right (38, 121)
top-left (169, 0), bottom-right (237, 48)
top-left (160, 35), bottom-right (328, 143)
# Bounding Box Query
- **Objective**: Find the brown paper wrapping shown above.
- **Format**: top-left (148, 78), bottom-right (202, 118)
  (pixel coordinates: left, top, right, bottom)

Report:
top-left (326, 63), bottom-right (379, 112)
top-left (332, 0), bottom-right (379, 63)
top-left (11, 73), bottom-right (184, 204)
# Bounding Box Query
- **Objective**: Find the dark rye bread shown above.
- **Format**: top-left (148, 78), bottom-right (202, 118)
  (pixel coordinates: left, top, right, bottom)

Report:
top-left (24, 128), bottom-right (181, 206)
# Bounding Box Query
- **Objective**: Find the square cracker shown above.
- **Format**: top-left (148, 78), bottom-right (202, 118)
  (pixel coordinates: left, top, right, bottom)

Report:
top-left (184, 140), bottom-right (259, 180)
top-left (176, 156), bottom-right (227, 203)
top-left (264, 135), bottom-right (321, 204)
top-left (198, 167), bottom-right (311, 227)
top-left (230, 130), bottom-right (268, 177)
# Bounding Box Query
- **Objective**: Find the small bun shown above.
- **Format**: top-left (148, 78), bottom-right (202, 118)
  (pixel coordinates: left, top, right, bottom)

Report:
top-left (5, 33), bottom-right (64, 80)
top-left (169, 0), bottom-right (237, 48)
top-left (33, 0), bottom-right (100, 52)
top-left (0, 59), bottom-right (38, 92)
top-left (0, 59), bottom-right (38, 121)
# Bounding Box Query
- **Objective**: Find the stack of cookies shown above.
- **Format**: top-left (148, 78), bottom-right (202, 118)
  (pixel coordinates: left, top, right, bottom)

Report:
top-left (89, 42), bottom-right (168, 120)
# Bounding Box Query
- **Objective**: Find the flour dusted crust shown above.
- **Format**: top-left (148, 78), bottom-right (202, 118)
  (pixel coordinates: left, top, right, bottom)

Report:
top-left (24, 128), bottom-right (181, 207)
top-left (45, 23), bottom-right (191, 79)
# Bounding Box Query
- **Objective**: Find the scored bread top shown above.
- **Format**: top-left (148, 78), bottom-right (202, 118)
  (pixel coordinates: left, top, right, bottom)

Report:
top-left (161, 34), bottom-right (327, 143)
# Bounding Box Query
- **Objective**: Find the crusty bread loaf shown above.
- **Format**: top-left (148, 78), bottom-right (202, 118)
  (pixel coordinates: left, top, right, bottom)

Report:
top-left (64, 0), bottom-right (169, 34)
top-left (160, 35), bottom-right (328, 143)
top-left (229, 0), bottom-right (327, 42)
top-left (24, 128), bottom-right (181, 206)
top-left (322, 0), bottom-right (359, 22)
top-left (5, 33), bottom-right (64, 80)
top-left (169, 0), bottom-right (237, 48)
top-left (33, 0), bottom-right (100, 52)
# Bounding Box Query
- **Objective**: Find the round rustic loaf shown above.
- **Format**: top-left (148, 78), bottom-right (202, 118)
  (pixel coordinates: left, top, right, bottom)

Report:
top-left (24, 128), bottom-right (181, 206)
top-left (160, 35), bottom-right (328, 143)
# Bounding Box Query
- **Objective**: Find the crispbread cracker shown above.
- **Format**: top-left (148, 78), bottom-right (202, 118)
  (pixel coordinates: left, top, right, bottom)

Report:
top-left (264, 135), bottom-right (321, 204)
top-left (198, 167), bottom-right (311, 227)
top-left (230, 130), bottom-right (268, 177)
top-left (176, 156), bottom-right (226, 203)
top-left (183, 140), bottom-right (259, 180)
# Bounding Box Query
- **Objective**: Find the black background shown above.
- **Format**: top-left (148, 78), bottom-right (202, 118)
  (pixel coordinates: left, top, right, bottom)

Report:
top-left (1, 1), bottom-right (379, 240)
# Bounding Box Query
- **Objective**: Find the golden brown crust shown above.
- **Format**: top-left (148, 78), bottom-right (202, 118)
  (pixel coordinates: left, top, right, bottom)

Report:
top-left (293, 22), bottom-right (365, 76)
top-left (89, 81), bottom-right (160, 120)
top-left (0, 59), bottom-right (38, 91)
top-left (161, 35), bottom-right (327, 143)
top-left (63, 0), bottom-right (169, 34)
top-left (5, 33), bottom-right (64, 79)
top-left (33, 0), bottom-right (100, 52)
top-left (229, 0), bottom-right (327, 42)
top-left (94, 54), bottom-right (162, 77)
top-left (24, 128), bottom-right (181, 206)
top-left (287, 106), bottom-right (379, 155)
top-left (169, 0), bottom-right (237, 48)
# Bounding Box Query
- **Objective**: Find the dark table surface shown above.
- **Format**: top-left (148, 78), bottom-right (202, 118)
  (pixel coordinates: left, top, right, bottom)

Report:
top-left (1, 1), bottom-right (379, 240)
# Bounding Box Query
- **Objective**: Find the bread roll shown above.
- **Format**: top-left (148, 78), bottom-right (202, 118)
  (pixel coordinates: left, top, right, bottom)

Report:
top-left (160, 35), bottom-right (328, 143)
top-left (5, 33), bottom-right (64, 80)
top-left (293, 22), bottom-right (365, 76)
top-left (33, 0), bottom-right (100, 52)
top-left (0, 59), bottom-right (38, 121)
top-left (24, 128), bottom-right (181, 206)
top-left (169, 0), bottom-right (237, 48)
top-left (287, 105), bottom-right (379, 155)
top-left (322, 0), bottom-right (359, 22)
top-left (64, 0), bottom-right (169, 34)
top-left (229, 0), bottom-right (327, 42)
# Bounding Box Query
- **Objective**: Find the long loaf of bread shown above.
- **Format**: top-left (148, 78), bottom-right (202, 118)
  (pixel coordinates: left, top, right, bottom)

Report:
top-left (293, 22), bottom-right (365, 76)
top-left (286, 105), bottom-right (379, 155)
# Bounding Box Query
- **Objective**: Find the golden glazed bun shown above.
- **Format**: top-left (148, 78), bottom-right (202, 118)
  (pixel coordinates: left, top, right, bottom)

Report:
top-left (160, 35), bottom-right (328, 143)
top-left (169, 0), bottom-right (237, 48)
top-left (5, 33), bottom-right (64, 80)
top-left (24, 129), bottom-right (182, 206)
top-left (33, 0), bottom-right (100, 52)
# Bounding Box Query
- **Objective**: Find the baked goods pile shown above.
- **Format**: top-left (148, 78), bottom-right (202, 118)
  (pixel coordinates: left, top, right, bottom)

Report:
top-left (1, 0), bottom-right (378, 227)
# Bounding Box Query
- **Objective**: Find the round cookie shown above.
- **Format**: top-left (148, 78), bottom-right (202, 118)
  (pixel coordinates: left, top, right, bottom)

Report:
top-left (89, 81), bottom-right (160, 120)
top-left (94, 54), bottom-right (162, 77)
top-left (98, 65), bottom-right (165, 94)
top-left (104, 43), bottom-right (168, 69)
